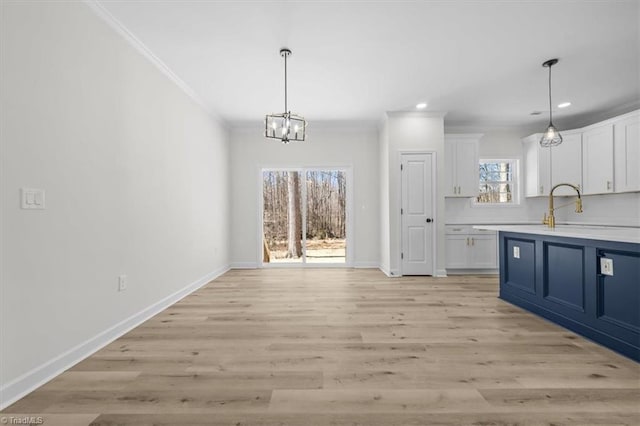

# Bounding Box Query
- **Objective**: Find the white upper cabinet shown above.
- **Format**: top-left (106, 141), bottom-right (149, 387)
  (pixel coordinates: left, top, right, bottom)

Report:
top-left (444, 134), bottom-right (481, 197)
top-left (613, 111), bottom-right (640, 193)
top-left (550, 131), bottom-right (582, 196)
top-left (523, 133), bottom-right (551, 197)
top-left (582, 123), bottom-right (614, 195)
top-left (523, 109), bottom-right (640, 198)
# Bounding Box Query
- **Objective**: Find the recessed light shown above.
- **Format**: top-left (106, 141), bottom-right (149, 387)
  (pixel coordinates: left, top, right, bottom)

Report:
top-left (558, 102), bottom-right (571, 108)
top-left (416, 102), bottom-right (427, 109)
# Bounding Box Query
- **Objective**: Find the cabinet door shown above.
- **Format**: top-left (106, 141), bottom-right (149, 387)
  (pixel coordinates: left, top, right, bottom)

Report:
top-left (614, 114), bottom-right (640, 193)
top-left (445, 235), bottom-right (469, 268)
top-left (582, 124), bottom-right (614, 195)
top-left (550, 132), bottom-right (582, 196)
top-left (469, 235), bottom-right (498, 269)
top-left (523, 134), bottom-right (551, 197)
top-left (456, 140), bottom-right (479, 197)
top-left (444, 142), bottom-right (456, 196)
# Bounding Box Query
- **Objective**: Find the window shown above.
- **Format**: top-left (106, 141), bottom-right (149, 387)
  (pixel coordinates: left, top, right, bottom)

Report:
top-left (262, 169), bottom-right (348, 265)
top-left (476, 159), bottom-right (519, 205)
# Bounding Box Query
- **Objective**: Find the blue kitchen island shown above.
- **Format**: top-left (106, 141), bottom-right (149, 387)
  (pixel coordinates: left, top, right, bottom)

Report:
top-left (476, 225), bottom-right (640, 362)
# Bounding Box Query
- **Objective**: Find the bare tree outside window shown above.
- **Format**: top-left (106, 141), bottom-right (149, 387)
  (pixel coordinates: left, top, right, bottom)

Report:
top-left (263, 169), bottom-right (346, 263)
top-left (286, 172), bottom-right (303, 258)
top-left (476, 160), bottom-right (519, 204)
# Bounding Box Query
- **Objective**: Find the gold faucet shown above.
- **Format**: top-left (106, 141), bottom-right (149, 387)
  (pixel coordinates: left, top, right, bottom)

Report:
top-left (542, 183), bottom-right (583, 228)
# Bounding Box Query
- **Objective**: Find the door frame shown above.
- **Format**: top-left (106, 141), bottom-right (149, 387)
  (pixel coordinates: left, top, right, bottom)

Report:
top-left (398, 151), bottom-right (437, 276)
top-left (257, 165), bottom-right (354, 268)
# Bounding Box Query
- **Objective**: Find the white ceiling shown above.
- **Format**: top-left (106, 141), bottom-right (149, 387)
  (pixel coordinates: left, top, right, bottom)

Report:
top-left (96, 0), bottom-right (640, 130)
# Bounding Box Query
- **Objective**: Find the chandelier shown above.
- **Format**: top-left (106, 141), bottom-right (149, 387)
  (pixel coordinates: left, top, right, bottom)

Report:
top-left (264, 48), bottom-right (306, 143)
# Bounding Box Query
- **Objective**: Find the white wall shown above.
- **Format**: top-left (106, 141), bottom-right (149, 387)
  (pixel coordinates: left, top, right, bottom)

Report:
top-left (0, 1), bottom-right (229, 407)
top-left (229, 124), bottom-right (379, 268)
top-left (378, 119), bottom-right (391, 273)
top-left (444, 129), bottom-right (640, 227)
top-left (382, 112), bottom-right (446, 276)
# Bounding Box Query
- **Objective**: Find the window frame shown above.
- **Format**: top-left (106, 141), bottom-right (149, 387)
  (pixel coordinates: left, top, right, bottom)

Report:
top-left (473, 158), bottom-right (521, 207)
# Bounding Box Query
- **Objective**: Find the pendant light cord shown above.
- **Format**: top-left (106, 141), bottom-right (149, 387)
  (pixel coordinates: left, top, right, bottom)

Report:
top-left (548, 64), bottom-right (553, 124)
top-left (284, 52), bottom-right (288, 114)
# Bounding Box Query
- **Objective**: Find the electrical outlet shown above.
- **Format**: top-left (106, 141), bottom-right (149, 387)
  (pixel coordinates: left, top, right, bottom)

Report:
top-left (600, 258), bottom-right (614, 276)
top-left (118, 275), bottom-right (127, 291)
top-left (513, 246), bottom-right (520, 259)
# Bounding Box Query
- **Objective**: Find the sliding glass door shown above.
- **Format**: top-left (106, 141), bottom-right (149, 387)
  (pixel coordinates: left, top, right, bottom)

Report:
top-left (262, 168), bottom-right (348, 265)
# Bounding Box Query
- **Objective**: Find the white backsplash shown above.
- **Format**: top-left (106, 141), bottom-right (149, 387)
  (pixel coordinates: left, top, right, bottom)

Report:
top-left (564, 192), bottom-right (640, 226)
top-left (445, 192), bottom-right (640, 227)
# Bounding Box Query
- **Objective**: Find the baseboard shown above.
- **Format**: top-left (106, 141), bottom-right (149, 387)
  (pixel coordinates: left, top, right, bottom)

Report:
top-left (435, 269), bottom-right (448, 277)
top-left (353, 261), bottom-right (379, 269)
top-left (230, 262), bottom-right (259, 269)
top-left (0, 265), bottom-right (230, 410)
top-left (379, 267), bottom-right (401, 277)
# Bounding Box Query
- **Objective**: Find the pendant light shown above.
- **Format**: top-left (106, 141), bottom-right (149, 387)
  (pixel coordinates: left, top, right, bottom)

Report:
top-left (264, 48), bottom-right (306, 144)
top-left (539, 58), bottom-right (562, 147)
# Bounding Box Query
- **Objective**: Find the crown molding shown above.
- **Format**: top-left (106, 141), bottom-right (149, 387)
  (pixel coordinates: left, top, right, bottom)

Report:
top-left (83, 0), bottom-right (227, 127)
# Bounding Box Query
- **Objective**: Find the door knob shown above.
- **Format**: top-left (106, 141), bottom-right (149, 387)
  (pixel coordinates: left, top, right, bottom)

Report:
top-left (426, 218), bottom-right (433, 223)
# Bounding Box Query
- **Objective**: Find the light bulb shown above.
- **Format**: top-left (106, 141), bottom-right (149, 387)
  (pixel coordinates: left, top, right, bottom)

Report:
top-left (546, 127), bottom-right (556, 138)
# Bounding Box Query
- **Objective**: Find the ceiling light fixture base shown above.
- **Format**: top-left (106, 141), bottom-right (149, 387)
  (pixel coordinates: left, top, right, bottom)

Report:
top-left (542, 58), bottom-right (559, 68)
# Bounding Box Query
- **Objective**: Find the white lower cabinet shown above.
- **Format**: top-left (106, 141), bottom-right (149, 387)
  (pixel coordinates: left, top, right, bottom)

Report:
top-left (445, 226), bottom-right (498, 271)
top-left (445, 234), bottom-right (469, 269)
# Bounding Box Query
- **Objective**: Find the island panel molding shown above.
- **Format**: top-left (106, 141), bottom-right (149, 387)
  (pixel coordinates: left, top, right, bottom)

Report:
top-left (497, 230), bottom-right (639, 362)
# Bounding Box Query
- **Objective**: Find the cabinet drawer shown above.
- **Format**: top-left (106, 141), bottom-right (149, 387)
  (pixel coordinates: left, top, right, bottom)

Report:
top-left (470, 228), bottom-right (497, 236)
top-left (445, 225), bottom-right (471, 235)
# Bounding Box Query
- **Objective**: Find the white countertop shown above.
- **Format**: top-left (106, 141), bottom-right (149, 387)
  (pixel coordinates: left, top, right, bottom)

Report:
top-left (473, 224), bottom-right (640, 244)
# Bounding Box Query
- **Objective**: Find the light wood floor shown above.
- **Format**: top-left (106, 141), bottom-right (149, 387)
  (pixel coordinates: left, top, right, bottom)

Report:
top-left (3, 269), bottom-right (639, 425)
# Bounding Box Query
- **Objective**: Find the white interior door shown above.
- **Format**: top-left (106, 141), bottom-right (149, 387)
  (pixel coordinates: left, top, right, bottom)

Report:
top-left (401, 153), bottom-right (434, 275)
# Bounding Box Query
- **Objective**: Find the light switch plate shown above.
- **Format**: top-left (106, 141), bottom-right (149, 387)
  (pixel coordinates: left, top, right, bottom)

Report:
top-left (600, 258), bottom-right (614, 276)
top-left (21, 188), bottom-right (45, 209)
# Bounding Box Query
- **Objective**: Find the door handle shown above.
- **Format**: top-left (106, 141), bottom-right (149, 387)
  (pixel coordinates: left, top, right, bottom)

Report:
top-left (426, 218), bottom-right (433, 223)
